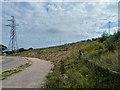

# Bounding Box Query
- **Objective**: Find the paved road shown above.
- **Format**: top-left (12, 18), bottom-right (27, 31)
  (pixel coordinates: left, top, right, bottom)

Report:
top-left (2, 57), bottom-right (53, 88)
top-left (1, 56), bottom-right (28, 72)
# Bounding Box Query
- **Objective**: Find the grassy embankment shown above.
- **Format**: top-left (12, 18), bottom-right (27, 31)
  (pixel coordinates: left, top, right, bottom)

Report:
top-left (17, 31), bottom-right (120, 88)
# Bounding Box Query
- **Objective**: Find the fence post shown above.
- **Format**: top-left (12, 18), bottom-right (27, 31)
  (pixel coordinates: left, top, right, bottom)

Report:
top-left (79, 50), bottom-right (82, 59)
top-left (60, 60), bottom-right (65, 76)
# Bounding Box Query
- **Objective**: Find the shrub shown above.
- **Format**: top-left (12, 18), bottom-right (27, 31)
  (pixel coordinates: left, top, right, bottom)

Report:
top-left (18, 48), bottom-right (27, 52)
top-left (99, 31), bottom-right (109, 43)
top-left (105, 42), bottom-right (117, 52)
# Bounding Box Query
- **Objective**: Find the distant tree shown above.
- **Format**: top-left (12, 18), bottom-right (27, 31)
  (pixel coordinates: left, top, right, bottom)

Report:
top-left (99, 31), bottom-right (109, 43)
top-left (0, 44), bottom-right (7, 52)
top-left (5, 51), bottom-right (13, 54)
top-left (112, 30), bottom-right (120, 43)
top-left (18, 48), bottom-right (25, 52)
top-left (92, 38), bottom-right (95, 41)
top-left (87, 39), bottom-right (91, 42)
top-left (2, 45), bottom-right (7, 50)
top-left (28, 48), bottom-right (33, 50)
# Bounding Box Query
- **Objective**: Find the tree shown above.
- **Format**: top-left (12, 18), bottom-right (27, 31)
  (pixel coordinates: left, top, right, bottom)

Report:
top-left (0, 44), bottom-right (7, 51)
top-left (18, 48), bottom-right (25, 52)
top-left (99, 31), bottom-right (109, 43)
top-left (28, 48), bottom-right (33, 50)
top-left (103, 30), bottom-right (120, 52)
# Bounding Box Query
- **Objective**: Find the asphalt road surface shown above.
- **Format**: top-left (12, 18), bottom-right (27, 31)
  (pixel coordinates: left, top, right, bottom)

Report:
top-left (2, 57), bottom-right (53, 88)
top-left (1, 56), bottom-right (28, 72)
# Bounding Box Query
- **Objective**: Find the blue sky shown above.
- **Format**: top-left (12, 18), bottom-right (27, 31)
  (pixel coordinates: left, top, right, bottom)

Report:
top-left (1, 1), bottom-right (118, 49)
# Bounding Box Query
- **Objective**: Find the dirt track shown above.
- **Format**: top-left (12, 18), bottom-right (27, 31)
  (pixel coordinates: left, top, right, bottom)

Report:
top-left (2, 57), bottom-right (53, 88)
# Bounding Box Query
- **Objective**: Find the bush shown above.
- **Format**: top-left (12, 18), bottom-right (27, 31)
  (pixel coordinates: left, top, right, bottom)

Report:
top-left (28, 48), bottom-right (33, 50)
top-left (99, 31), bottom-right (109, 43)
top-left (92, 38), bottom-right (98, 41)
top-left (105, 42), bottom-right (117, 52)
top-left (18, 48), bottom-right (25, 52)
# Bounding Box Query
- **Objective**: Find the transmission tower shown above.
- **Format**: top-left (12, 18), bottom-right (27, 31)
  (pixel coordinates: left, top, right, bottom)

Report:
top-left (5, 16), bottom-right (19, 53)
top-left (108, 21), bottom-right (111, 35)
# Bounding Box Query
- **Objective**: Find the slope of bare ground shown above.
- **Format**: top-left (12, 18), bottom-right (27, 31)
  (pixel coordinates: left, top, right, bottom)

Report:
top-left (2, 57), bottom-right (53, 88)
top-left (20, 41), bottom-right (88, 63)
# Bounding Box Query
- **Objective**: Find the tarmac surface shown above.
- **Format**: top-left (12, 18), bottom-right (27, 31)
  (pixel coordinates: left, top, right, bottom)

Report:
top-left (2, 57), bottom-right (53, 88)
top-left (1, 56), bottom-right (28, 72)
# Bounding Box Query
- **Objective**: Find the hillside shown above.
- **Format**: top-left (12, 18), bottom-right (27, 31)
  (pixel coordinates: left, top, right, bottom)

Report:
top-left (18, 31), bottom-right (120, 88)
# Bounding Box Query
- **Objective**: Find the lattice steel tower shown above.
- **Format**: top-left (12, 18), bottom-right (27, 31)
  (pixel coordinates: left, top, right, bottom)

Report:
top-left (108, 21), bottom-right (111, 35)
top-left (5, 16), bottom-right (18, 53)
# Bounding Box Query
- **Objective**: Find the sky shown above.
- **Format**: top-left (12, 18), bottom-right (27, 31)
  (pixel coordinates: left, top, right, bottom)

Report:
top-left (1, 0), bottom-right (119, 49)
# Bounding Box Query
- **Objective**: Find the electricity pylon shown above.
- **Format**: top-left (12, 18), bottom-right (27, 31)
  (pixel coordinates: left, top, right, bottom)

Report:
top-left (5, 16), bottom-right (19, 53)
top-left (108, 21), bottom-right (111, 35)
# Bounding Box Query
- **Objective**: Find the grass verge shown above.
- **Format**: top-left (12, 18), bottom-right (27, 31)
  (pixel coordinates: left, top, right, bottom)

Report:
top-left (45, 54), bottom-right (119, 88)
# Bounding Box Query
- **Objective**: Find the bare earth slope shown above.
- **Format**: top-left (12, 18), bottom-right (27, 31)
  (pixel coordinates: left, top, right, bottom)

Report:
top-left (2, 57), bottom-right (53, 88)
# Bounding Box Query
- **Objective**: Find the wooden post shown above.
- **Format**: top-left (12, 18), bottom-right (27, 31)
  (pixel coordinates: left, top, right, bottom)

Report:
top-left (60, 60), bottom-right (65, 75)
top-left (79, 50), bottom-right (82, 59)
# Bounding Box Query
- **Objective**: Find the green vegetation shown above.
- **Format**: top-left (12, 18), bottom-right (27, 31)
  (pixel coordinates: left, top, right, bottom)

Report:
top-left (0, 44), bottom-right (7, 51)
top-left (0, 44), bottom-right (7, 55)
top-left (2, 47), bottom-right (33, 55)
top-left (17, 31), bottom-right (120, 88)
top-left (45, 57), bottom-right (119, 88)
top-left (0, 59), bottom-right (32, 80)
top-left (81, 31), bottom-right (120, 71)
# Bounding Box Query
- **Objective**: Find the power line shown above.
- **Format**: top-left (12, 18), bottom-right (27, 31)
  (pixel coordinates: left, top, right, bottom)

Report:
top-left (5, 16), bottom-right (19, 53)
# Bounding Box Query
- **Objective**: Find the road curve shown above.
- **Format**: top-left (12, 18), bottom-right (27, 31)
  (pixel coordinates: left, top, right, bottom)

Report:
top-left (2, 57), bottom-right (53, 88)
top-left (2, 56), bottom-right (28, 72)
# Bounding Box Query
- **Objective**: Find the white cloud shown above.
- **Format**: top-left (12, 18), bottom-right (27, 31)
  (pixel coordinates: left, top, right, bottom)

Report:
top-left (2, 2), bottom-right (118, 48)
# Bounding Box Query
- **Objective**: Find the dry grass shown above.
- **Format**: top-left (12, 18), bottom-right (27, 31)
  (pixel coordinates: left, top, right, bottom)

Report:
top-left (19, 41), bottom-right (88, 63)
